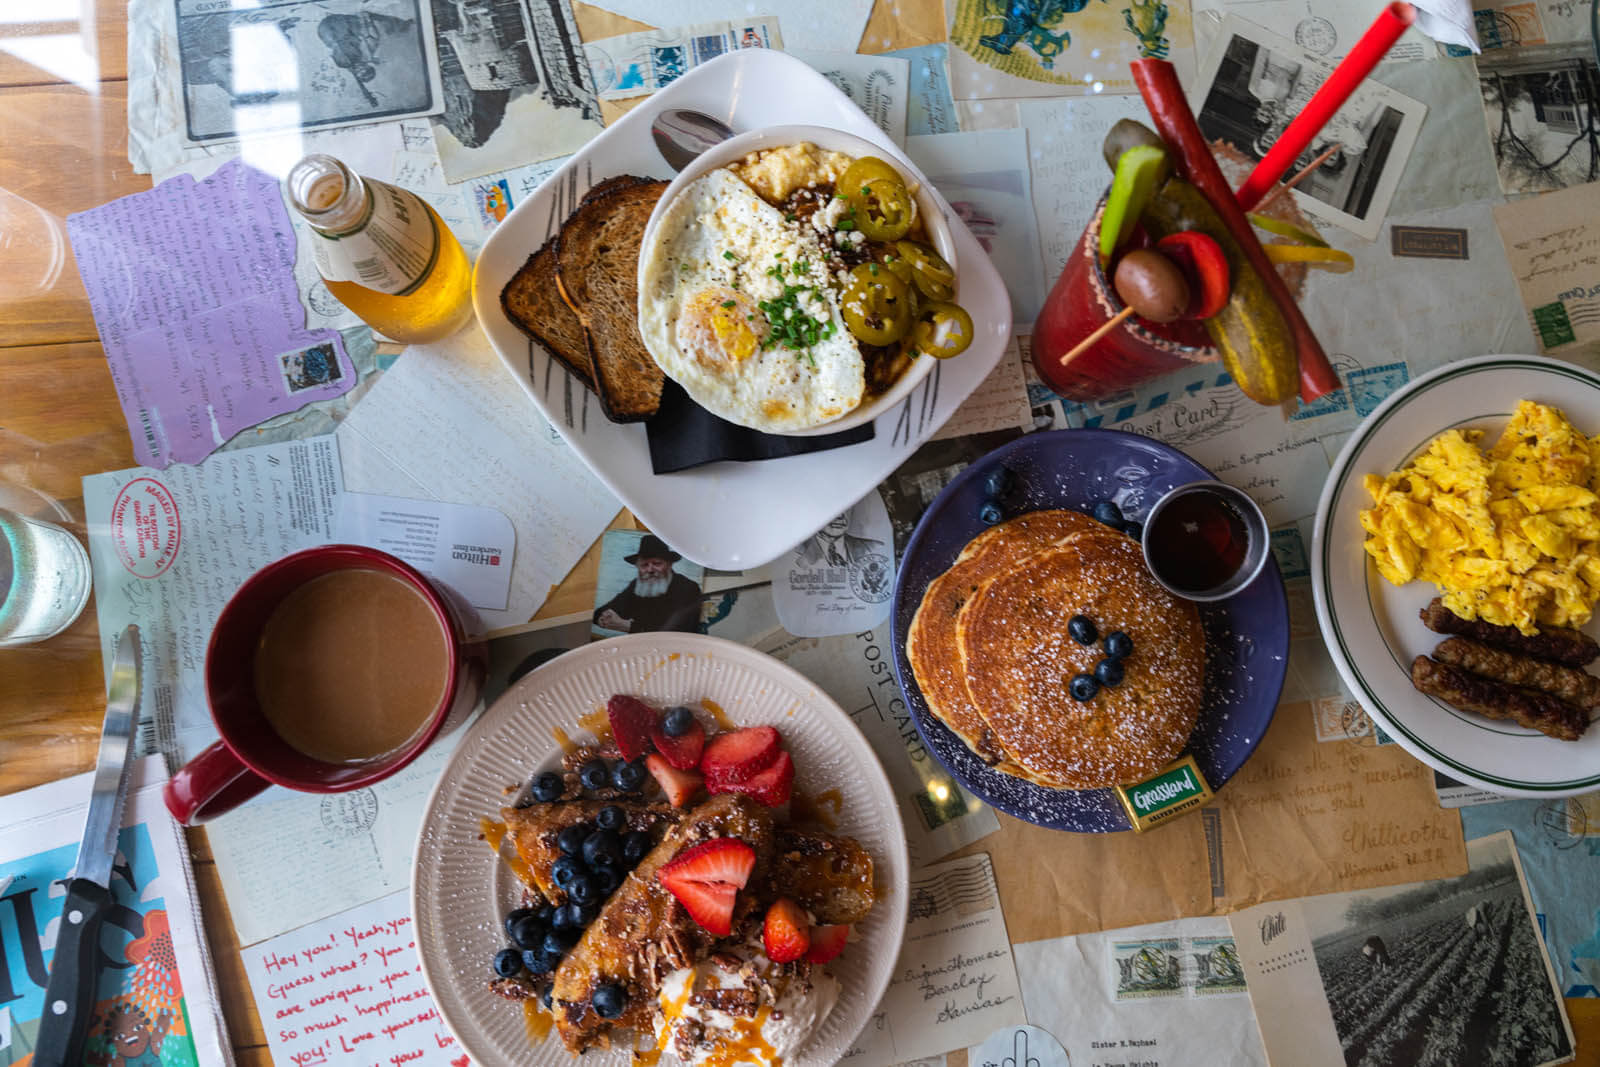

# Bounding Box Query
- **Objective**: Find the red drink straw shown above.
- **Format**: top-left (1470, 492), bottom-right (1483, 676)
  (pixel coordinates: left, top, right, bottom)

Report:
top-left (1235, 2), bottom-right (1417, 211)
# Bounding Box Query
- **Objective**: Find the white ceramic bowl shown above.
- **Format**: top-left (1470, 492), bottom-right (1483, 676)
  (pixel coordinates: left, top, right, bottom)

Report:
top-left (637, 123), bottom-right (959, 437)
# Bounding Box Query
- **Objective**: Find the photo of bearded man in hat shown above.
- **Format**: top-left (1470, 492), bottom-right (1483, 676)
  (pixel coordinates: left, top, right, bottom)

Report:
top-left (593, 533), bottom-right (704, 634)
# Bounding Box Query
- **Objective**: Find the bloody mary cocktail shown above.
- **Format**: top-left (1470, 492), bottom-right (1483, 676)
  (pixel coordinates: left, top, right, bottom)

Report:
top-left (1031, 195), bottom-right (1217, 403)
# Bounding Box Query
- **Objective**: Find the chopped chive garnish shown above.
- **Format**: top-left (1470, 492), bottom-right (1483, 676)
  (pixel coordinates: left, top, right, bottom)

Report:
top-left (721, 300), bottom-right (736, 308)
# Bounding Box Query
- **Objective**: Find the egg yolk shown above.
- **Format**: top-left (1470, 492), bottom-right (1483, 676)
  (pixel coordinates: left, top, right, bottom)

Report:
top-left (678, 288), bottom-right (765, 367)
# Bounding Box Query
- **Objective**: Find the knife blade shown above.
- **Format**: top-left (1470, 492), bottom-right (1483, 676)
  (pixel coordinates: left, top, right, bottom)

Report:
top-left (34, 625), bottom-right (142, 1067)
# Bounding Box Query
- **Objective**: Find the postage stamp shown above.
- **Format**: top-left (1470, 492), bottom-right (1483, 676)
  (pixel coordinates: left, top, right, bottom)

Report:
top-left (280, 341), bottom-right (344, 394)
top-left (1111, 938), bottom-right (1184, 999)
top-left (1346, 361), bottom-right (1410, 417)
top-left (1191, 936), bottom-right (1248, 995)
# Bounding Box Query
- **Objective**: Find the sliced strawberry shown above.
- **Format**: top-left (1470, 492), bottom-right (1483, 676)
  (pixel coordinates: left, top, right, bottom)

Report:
top-left (700, 726), bottom-right (781, 784)
top-left (762, 898), bottom-right (811, 963)
top-left (646, 754), bottom-right (702, 808)
top-left (656, 837), bottom-right (756, 937)
top-left (805, 924), bottom-right (850, 964)
top-left (607, 694), bottom-right (660, 762)
top-left (651, 718), bottom-right (706, 771)
top-left (709, 750), bottom-right (793, 807)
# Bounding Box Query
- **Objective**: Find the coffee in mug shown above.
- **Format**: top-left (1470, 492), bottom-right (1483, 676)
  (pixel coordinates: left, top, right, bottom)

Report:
top-left (254, 568), bottom-right (450, 763)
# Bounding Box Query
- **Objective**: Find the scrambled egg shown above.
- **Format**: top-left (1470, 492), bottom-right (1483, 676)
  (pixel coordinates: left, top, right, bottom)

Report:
top-left (1361, 400), bottom-right (1600, 633)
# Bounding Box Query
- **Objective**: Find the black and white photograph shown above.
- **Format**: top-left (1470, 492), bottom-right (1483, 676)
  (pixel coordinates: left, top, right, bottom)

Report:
top-left (175, 0), bottom-right (446, 142)
top-left (1232, 833), bottom-right (1576, 1067)
top-left (1477, 41), bottom-right (1600, 194)
top-left (428, 0), bottom-right (602, 182)
top-left (876, 428), bottom-right (1025, 553)
top-left (1189, 15), bottom-right (1427, 241)
top-left (1305, 833), bottom-right (1572, 1067)
top-left (591, 530), bottom-right (707, 638)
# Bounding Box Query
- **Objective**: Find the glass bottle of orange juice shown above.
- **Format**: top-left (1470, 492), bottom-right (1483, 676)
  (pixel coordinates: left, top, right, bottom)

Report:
top-left (286, 154), bottom-right (474, 344)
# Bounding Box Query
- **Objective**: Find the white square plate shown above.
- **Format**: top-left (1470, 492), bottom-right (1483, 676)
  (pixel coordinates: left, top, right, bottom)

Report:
top-left (472, 49), bottom-right (1013, 570)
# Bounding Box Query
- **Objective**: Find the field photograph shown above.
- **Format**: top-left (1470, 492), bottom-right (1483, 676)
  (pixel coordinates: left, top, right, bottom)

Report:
top-left (1304, 835), bottom-right (1573, 1067)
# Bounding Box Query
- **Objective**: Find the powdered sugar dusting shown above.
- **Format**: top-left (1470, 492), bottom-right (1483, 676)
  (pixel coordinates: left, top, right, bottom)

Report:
top-left (888, 429), bottom-right (1290, 832)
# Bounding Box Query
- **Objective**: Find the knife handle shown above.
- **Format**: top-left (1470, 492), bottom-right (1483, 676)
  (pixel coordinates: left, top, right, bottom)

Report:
top-left (34, 878), bottom-right (114, 1067)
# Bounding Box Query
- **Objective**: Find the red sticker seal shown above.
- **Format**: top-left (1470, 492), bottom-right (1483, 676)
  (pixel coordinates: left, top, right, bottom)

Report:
top-left (111, 477), bottom-right (182, 578)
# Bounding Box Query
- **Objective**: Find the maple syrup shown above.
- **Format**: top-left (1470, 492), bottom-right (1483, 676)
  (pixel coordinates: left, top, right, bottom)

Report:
top-left (1143, 485), bottom-right (1254, 595)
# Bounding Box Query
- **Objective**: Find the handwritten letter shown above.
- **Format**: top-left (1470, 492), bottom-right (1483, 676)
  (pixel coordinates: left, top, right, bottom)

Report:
top-left (241, 892), bottom-right (465, 1067)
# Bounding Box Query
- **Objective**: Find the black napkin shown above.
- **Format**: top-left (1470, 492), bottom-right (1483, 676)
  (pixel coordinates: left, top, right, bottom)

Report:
top-left (645, 379), bottom-right (875, 474)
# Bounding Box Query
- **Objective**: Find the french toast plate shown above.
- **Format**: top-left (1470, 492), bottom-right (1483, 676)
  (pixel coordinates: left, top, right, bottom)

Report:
top-left (472, 48), bottom-right (1012, 571)
top-left (412, 632), bottom-right (910, 1065)
top-left (890, 429), bottom-right (1290, 832)
top-left (1313, 355), bottom-right (1600, 797)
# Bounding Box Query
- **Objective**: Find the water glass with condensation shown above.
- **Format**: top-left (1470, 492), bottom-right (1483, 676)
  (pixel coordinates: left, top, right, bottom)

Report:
top-left (0, 508), bottom-right (92, 647)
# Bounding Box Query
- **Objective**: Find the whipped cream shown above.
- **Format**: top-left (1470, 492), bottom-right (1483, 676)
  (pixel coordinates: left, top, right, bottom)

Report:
top-left (653, 948), bottom-right (839, 1066)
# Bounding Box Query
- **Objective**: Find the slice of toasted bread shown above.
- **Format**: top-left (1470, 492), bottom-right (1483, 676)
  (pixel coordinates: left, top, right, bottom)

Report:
top-left (498, 177), bottom-right (661, 393)
top-left (554, 180), bottom-right (669, 423)
top-left (500, 236), bottom-right (595, 389)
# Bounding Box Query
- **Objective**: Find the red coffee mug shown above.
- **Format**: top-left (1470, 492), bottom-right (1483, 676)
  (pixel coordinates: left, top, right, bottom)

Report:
top-left (163, 545), bottom-right (487, 825)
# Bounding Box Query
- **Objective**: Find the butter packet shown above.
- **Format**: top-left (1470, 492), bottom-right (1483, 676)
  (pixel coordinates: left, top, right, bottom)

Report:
top-left (1115, 754), bottom-right (1214, 832)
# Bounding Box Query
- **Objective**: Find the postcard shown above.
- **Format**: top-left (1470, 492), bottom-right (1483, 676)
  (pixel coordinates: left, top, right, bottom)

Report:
top-left (1477, 42), bottom-right (1600, 194)
top-left (773, 489), bottom-right (895, 637)
top-left (1228, 832), bottom-right (1575, 1067)
top-left (1493, 182), bottom-right (1600, 352)
top-left (65, 158), bottom-right (352, 469)
top-left (428, 0), bottom-right (603, 183)
top-left (587, 19), bottom-right (781, 101)
top-left (944, 0), bottom-right (1196, 98)
top-left (990, 916), bottom-right (1265, 1066)
top-left (1189, 14), bottom-right (1428, 241)
top-left (173, 0), bottom-right (444, 143)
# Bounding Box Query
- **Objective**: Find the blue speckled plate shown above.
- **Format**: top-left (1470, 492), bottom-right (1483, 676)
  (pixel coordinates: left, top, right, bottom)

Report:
top-left (890, 429), bottom-right (1289, 832)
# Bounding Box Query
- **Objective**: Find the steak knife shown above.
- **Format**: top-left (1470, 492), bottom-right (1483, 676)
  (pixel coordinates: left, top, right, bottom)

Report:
top-left (34, 625), bottom-right (142, 1067)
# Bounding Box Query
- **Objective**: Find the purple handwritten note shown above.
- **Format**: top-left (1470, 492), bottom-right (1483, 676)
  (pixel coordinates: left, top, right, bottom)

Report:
top-left (67, 158), bottom-right (351, 468)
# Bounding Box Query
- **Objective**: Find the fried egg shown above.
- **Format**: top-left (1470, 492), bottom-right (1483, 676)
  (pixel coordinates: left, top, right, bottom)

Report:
top-left (638, 168), bottom-right (864, 432)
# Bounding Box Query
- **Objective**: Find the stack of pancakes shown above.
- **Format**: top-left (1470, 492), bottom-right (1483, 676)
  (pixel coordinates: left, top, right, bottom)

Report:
top-left (907, 509), bottom-right (1206, 789)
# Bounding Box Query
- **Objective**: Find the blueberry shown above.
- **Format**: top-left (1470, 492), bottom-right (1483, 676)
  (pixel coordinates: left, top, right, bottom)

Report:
top-left (612, 759), bottom-right (647, 793)
top-left (551, 902), bottom-right (583, 930)
top-left (1067, 614), bottom-right (1097, 645)
top-left (568, 872), bottom-right (598, 904)
top-left (579, 759), bottom-right (611, 791)
top-left (575, 900), bottom-right (600, 924)
top-left (979, 500), bottom-right (1004, 525)
top-left (1094, 658), bottom-right (1125, 687)
top-left (582, 829), bottom-right (622, 868)
top-left (592, 983), bottom-right (627, 1020)
top-left (1122, 521), bottom-right (1143, 542)
top-left (592, 862), bottom-right (622, 896)
top-left (663, 706), bottom-right (696, 737)
top-left (521, 947), bottom-right (555, 976)
top-left (533, 905), bottom-right (555, 926)
top-left (530, 771), bottom-right (564, 803)
top-left (557, 823), bottom-right (591, 856)
top-left (552, 855), bottom-right (583, 887)
top-left (622, 830), bottom-right (652, 865)
top-left (1092, 500), bottom-right (1123, 526)
top-left (508, 912), bottom-right (546, 950)
top-left (541, 985), bottom-right (554, 1010)
top-left (1104, 631), bottom-right (1133, 660)
top-left (596, 805), bottom-right (626, 832)
top-left (1068, 673), bottom-right (1100, 702)
top-left (983, 467), bottom-right (1015, 498)
top-left (493, 947), bottom-right (523, 978)
top-left (545, 927), bottom-right (581, 954)
top-left (504, 907), bottom-right (535, 940)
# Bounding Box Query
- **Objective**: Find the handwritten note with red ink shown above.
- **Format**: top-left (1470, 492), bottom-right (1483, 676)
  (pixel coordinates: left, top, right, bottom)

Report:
top-left (240, 891), bottom-right (469, 1067)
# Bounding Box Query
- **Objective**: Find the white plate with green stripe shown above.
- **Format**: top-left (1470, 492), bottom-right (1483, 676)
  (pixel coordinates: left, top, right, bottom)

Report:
top-left (1312, 355), bottom-right (1600, 797)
